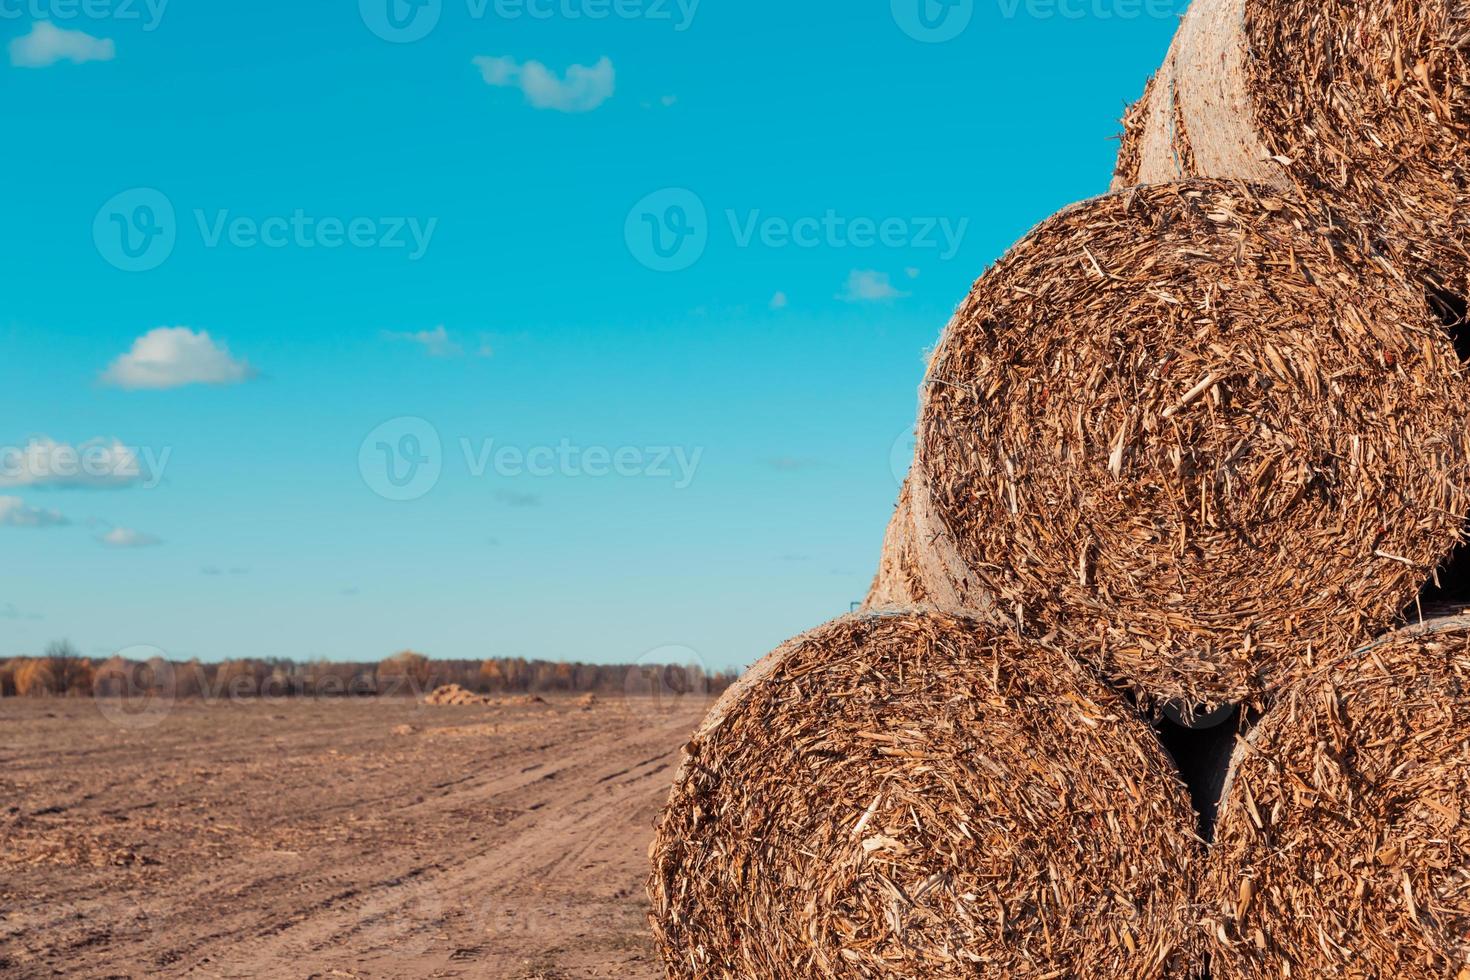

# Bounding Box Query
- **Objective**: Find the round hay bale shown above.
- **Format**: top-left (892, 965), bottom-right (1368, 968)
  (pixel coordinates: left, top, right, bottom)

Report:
top-left (1204, 617), bottom-right (1470, 978)
top-left (861, 481), bottom-right (930, 610)
top-left (910, 179), bottom-right (1470, 711)
top-left (1113, 0), bottom-right (1470, 298)
top-left (648, 612), bottom-right (1204, 979)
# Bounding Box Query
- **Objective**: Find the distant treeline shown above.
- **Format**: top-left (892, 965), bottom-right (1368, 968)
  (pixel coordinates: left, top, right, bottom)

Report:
top-left (0, 642), bottom-right (739, 700)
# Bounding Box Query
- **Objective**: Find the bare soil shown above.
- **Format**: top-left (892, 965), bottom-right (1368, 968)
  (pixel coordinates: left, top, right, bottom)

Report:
top-left (0, 694), bottom-right (711, 979)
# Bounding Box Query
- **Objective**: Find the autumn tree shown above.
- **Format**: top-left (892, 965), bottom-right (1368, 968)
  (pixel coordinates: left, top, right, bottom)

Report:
top-left (377, 651), bottom-right (431, 697)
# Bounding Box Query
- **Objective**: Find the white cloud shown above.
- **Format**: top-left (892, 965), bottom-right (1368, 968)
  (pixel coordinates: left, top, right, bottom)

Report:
top-left (472, 55), bottom-right (615, 113)
top-left (10, 21), bottom-right (115, 68)
top-left (383, 325), bottom-right (464, 358)
top-left (838, 270), bottom-right (909, 303)
top-left (384, 326), bottom-right (494, 359)
top-left (770, 291), bottom-right (789, 310)
top-left (0, 496), bottom-right (69, 528)
top-left (97, 527), bottom-right (161, 548)
top-left (0, 437), bottom-right (151, 490)
top-left (101, 328), bottom-right (255, 390)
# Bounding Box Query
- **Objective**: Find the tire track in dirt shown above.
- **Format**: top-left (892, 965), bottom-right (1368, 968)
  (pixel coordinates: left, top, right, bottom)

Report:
top-left (0, 697), bottom-right (710, 979)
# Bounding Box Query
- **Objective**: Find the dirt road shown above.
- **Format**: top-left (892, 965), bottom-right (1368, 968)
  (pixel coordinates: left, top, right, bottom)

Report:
top-left (0, 694), bottom-right (711, 979)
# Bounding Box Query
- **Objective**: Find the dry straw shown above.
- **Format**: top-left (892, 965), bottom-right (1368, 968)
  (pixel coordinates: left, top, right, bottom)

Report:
top-left (1113, 0), bottom-right (1470, 300)
top-left (901, 179), bottom-right (1470, 712)
top-left (648, 611), bottom-right (1204, 979)
top-left (864, 480), bottom-right (931, 610)
top-left (1204, 617), bottom-right (1470, 978)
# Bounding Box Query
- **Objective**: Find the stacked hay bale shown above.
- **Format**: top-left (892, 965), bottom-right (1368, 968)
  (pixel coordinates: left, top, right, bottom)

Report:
top-left (1204, 619), bottom-right (1470, 978)
top-left (651, 12), bottom-right (1470, 978)
top-left (1112, 0), bottom-right (1469, 302)
top-left (650, 612), bottom-right (1203, 979)
top-left (874, 180), bottom-right (1470, 713)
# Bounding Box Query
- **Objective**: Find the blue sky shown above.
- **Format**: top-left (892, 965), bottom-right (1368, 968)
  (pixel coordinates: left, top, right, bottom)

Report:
top-left (0, 0), bottom-right (1182, 672)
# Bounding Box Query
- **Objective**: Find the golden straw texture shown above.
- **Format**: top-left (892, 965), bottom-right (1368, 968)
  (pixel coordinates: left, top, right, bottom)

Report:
top-left (863, 481), bottom-right (930, 610)
top-left (1114, 0), bottom-right (1470, 297)
top-left (1205, 617), bottom-right (1470, 978)
top-left (913, 180), bottom-right (1470, 711)
top-left (648, 612), bottom-right (1204, 979)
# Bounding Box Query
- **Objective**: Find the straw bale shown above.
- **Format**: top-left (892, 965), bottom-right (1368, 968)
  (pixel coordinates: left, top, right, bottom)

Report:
top-left (907, 179), bottom-right (1470, 711)
top-left (1205, 617), bottom-right (1470, 978)
top-left (648, 611), bottom-right (1203, 979)
top-left (1114, 0), bottom-right (1470, 298)
top-left (863, 481), bottom-right (930, 610)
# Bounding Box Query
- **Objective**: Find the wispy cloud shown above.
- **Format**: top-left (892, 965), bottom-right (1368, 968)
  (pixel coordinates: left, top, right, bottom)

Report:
top-left (101, 328), bottom-right (255, 390)
top-left (0, 437), bottom-right (155, 490)
top-left (494, 490), bottom-right (542, 508)
top-left (10, 22), bottom-right (115, 69)
top-left (383, 325), bottom-right (463, 358)
top-left (472, 55), bottom-right (615, 113)
top-left (0, 496), bottom-right (70, 528)
top-left (838, 270), bottom-right (908, 303)
top-left (382, 326), bottom-right (491, 359)
top-left (97, 527), bottom-right (162, 548)
top-left (0, 603), bottom-right (43, 621)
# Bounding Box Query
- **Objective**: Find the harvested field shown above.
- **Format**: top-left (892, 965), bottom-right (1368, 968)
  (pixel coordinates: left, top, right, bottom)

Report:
top-left (0, 693), bottom-right (714, 979)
